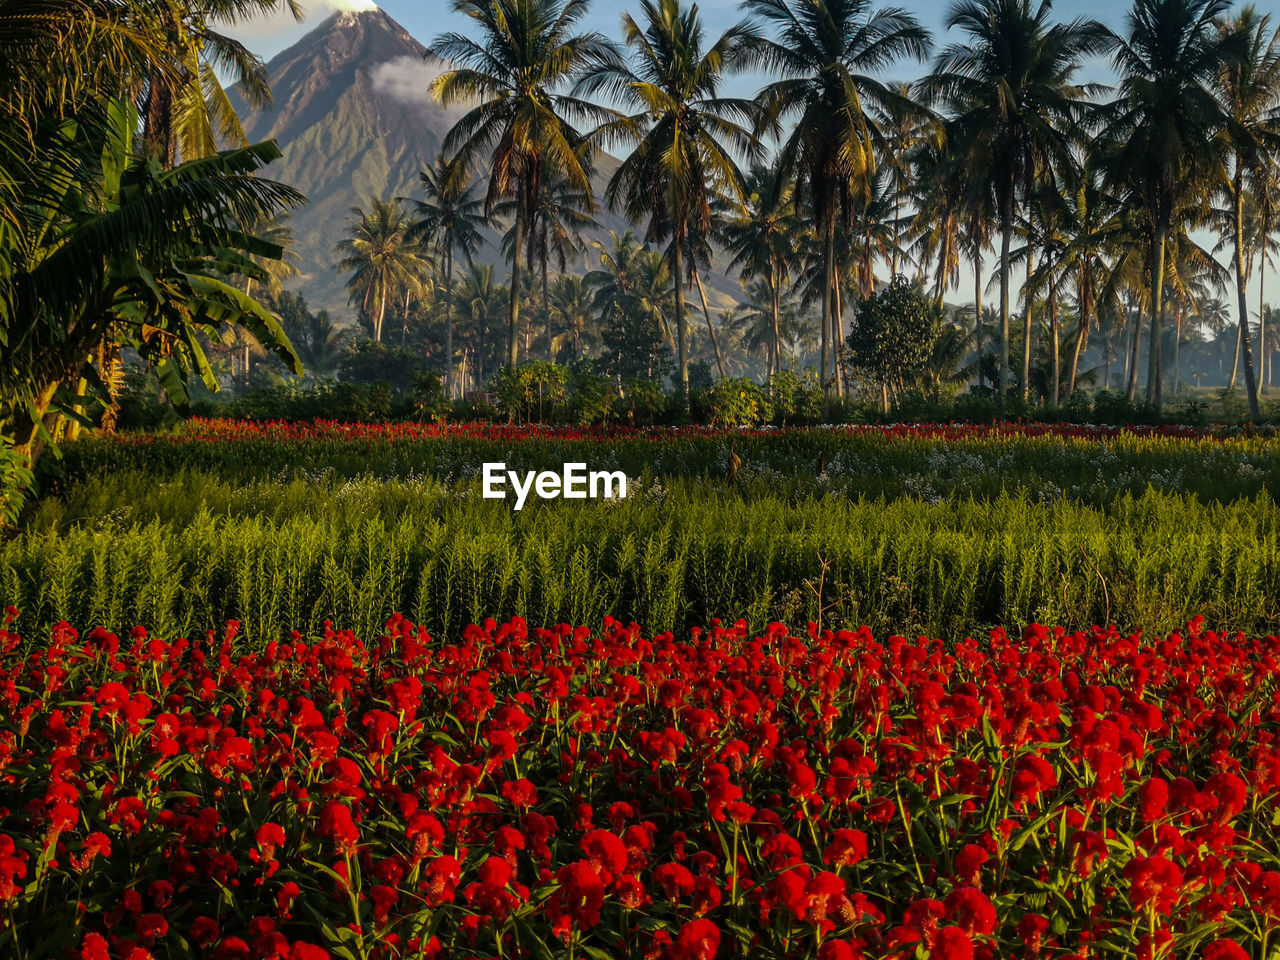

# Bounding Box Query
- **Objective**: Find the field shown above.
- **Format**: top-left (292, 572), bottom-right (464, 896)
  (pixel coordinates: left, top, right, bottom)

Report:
top-left (2, 421), bottom-right (1280, 960)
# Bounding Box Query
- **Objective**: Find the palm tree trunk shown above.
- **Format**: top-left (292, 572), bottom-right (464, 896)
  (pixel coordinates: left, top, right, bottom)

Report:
top-left (833, 274), bottom-right (845, 399)
top-left (693, 270), bottom-right (726, 379)
top-left (401, 288), bottom-right (411, 347)
top-left (974, 249), bottom-right (984, 390)
top-left (1022, 249), bottom-right (1034, 402)
top-left (1103, 324), bottom-right (1112, 391)
top-left (771, 261), bottom-right (782, 379)
top-left (507, 182), bottom-right (524, 367)
top-left (1172, 307), bottom-right (1183, 399)
top-left (821, 223), bottom-right (835, 409)
top-left (1230, 310), bottom-right (1243, 390)
top-left (376, 286), bottom-right (387, 344)
top-left (673, 239), bottom-right (688, 398)
top-left (1049, 270), bottom-right (1059, 407)
top-left (1260, 266), bottom-right (1267, 396)
top-left (1126, 301), bottom-right (1142, 402)
top-left (542, 253), bottom-right (552, 362)
top-left (1068, 261), bottom-right (1090, 397)
top-left (999, 214), bottom-right (1011, 406)
top-left (1147, 227), bottom-right (1166, 412)
top-left (444, 245), bottom-right (455, 399)
top-left (1233, 168), bottom-right (1262, 421)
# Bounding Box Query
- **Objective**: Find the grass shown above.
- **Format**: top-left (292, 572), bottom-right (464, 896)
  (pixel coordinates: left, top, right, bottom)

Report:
top-left (6, 462), bottom-right (1280, 643)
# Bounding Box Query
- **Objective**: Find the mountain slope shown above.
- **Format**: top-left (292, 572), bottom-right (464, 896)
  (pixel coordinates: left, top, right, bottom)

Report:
top-left (233, 8), bottom-right (742, 321)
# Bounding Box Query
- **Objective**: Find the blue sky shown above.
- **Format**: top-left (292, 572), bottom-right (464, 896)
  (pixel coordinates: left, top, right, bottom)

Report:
top-left (235, 0), bottom-right (1128, 88)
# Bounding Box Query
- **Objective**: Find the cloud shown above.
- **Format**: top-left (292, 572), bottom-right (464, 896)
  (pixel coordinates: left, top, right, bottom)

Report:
top-left (222, 0), bottom-right (374, 42)
top-left (370, 55), bottom-right (447, 107)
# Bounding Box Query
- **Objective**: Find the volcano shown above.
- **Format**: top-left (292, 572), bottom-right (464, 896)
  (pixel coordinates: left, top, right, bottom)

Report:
top-left (231, 8), bottom-right (458, 314)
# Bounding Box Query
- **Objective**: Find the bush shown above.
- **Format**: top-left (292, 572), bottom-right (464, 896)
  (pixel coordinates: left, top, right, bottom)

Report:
top-left (490, 362), bottom-right (570, 424)
top-left (706, 377), bottom-right (772, 428)
top-left (568, 371), bottom-right (615, 426)
top-left (617, 379), bottom-right (668, 425)
top-left (768, 370), bottom-right (825, 426)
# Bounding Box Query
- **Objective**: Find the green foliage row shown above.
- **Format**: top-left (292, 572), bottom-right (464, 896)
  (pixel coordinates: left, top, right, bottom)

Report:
top-left (51, 426), bottom-right (1280, 508)
top-left (5, 471), bottom-right (1280, 645)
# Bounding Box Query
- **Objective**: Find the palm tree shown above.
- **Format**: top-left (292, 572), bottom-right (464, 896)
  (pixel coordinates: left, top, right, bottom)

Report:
top-left (235, 213), bottom-right (300, 384)
top-left (582, 0), bottom-right (760, 398)
top-left (1058, 157), bottom-right (1123, 396)
top-left (548, 273), bottom-right (597, 359)
top-left (745, 0), bottom-right (932, 402)
top-left (929, 0), bottom-right (1107, 403)
top-left (497, 154), bottom-right (598, 359)
top-left (1211, 5), bottom-right (1280, 419)
top-left (408, 156), bottom-right (486, 398)
top-left (429, 0), bottom-right (618, 368)
top-left (454, 264), bottom-right (510, 391)
top-left (718, 166), bottom-right (801, 377)
top-left (586, 231), bottom-right (677, 373)
top-left (138, 0), bottom-right (304, 165)
top-left (335, 199), bottom-right (430, 343)
top-left (1103, 0), bottom-right (1237, 415)
top-left (287, 307), bottom-right (348, 378)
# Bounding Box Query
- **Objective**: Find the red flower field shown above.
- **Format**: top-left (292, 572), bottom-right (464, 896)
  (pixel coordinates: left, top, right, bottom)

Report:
top-left (1, 609), bottom-right (1278, 959)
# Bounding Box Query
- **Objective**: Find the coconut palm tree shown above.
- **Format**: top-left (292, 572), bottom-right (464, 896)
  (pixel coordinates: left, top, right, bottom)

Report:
top-left (429, 0), bottom-right (618, 367)
top-left (233, 213), bottom-right (300, 384)
top-left (454, 264), bottom-right (509, 391)
top-left (547, 273), bottom-right (597, 359)
top-left (1058, 158), bottom-right (1124, 397)
top-left (496, 154), bottom-right (598, 360)
top-left (929, 0), bottom-right (1108, 403)
top-left (408, 156), bottom-right (486, 398)
top-left (581, 0), bottom-right (761, 398)
top-left (1211, 5), bottom-right (1280, 419)
top-left (717, 166), bottom-right (801, 378)
top-left (1102, 0), bottom-right (1237, 414)
top-left (335, 199), bottom-right (431, 343)
top-left (138, 0), bottom-right (304, 165)
top-left (744, 0), bottom-right (932, 403)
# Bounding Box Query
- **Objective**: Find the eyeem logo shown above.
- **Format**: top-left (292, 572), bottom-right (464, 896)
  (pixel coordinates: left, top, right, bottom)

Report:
top-left (482, 462), bottom-right (627, 511)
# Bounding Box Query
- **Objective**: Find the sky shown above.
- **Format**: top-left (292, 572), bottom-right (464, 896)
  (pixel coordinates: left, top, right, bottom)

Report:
top-left (230, 0), bottom-right (1127, 86)
top-left (227, 0), bottom-right (1277, 328)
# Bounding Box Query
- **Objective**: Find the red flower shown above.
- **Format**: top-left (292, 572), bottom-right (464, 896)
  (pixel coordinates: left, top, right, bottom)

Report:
top-left (653, 862), bottom-right (695, 901)
top-left (1012, 755), bottom-right (1057, 808)
top-left (423, 855), bottom-right (461, 907)
top-left (317, 801), bottom-right (359, 855)
top-left (1138, 778), bottom-right (1169, 822)
top-left (953, 844), bottom-right (988, 887)
top-left (824, 829), bottom-right (868, 868)
top-left (256, 823), bottom-right (285, 857)
top-left (673, 919), bottom-right (720, 960)
top-left (548, 860), bottom-right (605, 937)
top-left (931, 927), bottom-right (974, 960)
top-left (0, 834), bottom-right (27, 900)
top-left (944, 887), bottom-right (996, 936)
top-left (1202, 941), bottom-right (1249, 960)
top-left (580, 829), bottom-right (628, 878)
top-left (79, 933), bottom-right (111, 960)
top-left (1204, 773), bottom-right (1248, 823)
top-left (95, 682), bottom-right (130, 716)
top-left (1124, 855), bottom-right (1184, 916)
top-left (1017, 913), bottom-right (1049, 958)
